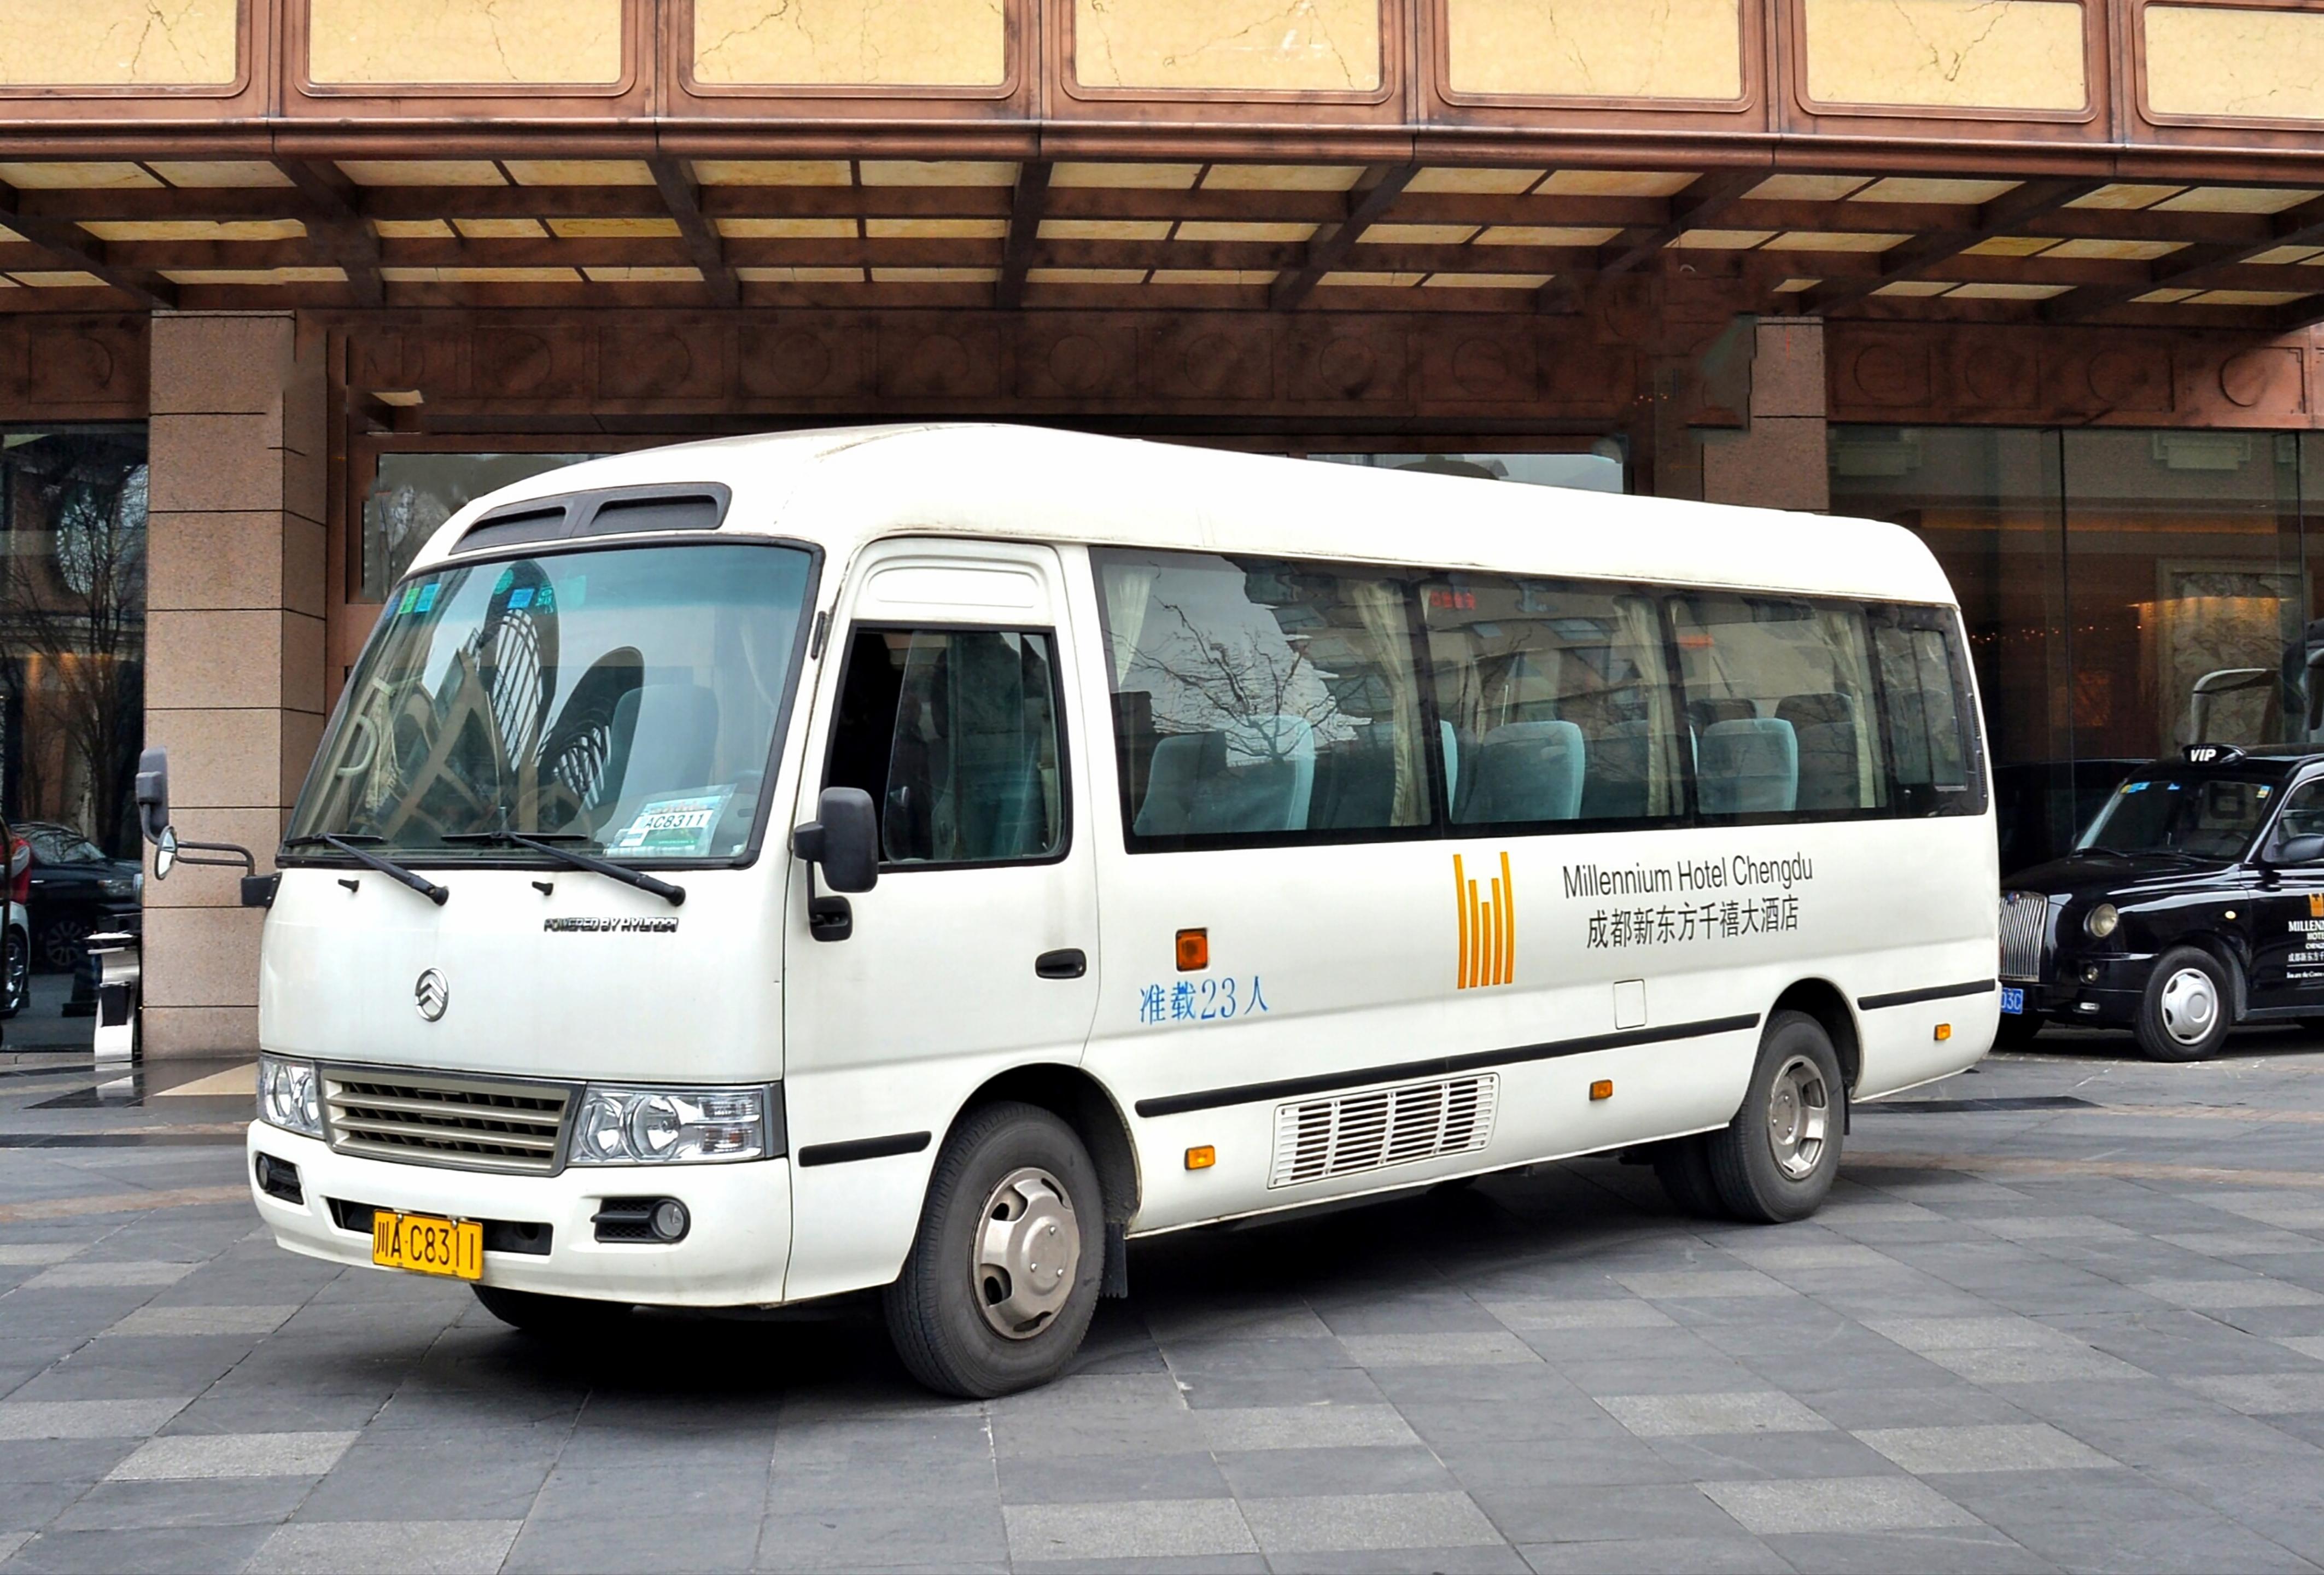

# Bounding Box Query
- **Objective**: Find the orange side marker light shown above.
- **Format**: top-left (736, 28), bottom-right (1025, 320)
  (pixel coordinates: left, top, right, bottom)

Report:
top-left (1176, 929), bottom-right (1209, 971)
top-left (1186, 1146), bottom-right (1216, 1170)
top-left (1589, 1080), bottom-right (1613, 1101)
top-left (1935, 1023), bottom-right (1953, 1042)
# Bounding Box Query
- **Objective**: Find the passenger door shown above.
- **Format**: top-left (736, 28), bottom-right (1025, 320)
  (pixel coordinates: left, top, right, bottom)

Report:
top-left (781, 541), bottom-right (1100, 1300)
top-left (2249, 778), bottom-right (2324, 1012)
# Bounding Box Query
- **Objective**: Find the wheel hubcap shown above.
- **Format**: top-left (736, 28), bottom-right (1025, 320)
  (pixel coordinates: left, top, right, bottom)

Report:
top-left (972, 1166), bottom-right (1079, 1340)
top-left (2158, 966), bottom-right (2218, 1045)
top-left (1765, 1054), bottom-right (1830, 1182)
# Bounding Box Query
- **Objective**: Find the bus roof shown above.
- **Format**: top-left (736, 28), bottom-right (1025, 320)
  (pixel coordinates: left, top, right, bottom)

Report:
top-left (413, 423), bottom-right (1959, 608)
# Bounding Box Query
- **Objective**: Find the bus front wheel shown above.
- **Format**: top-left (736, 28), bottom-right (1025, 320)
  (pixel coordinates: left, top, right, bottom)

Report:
top-left (1705, 1011), bottom-right (1845, 1224)
top-left (884, 1100), bottom-right (1103, 1398)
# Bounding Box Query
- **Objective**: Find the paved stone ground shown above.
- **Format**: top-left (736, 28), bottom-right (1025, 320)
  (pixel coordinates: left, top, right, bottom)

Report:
top-left (4, 1030), bottom-right (2324, 1574)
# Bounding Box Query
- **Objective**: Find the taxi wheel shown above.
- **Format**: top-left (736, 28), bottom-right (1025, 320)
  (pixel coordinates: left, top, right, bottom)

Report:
top-left (1705, 1011), bottom-right (1846, 1224)
top-left (471, 1284), bottom-right (635, 1341)
top-left (884, 1101), bottom-right (1102, 1399)
top-left (2135, 947), bottom-right (2233, 1063)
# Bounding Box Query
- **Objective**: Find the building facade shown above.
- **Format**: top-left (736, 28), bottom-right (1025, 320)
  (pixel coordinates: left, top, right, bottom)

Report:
top-left (4, 1), bottom-right (2324, 1052)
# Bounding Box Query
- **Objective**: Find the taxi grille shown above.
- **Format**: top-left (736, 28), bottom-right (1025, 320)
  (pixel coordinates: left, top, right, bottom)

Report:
top-left (1999, 893), bottom-right (2049, 982)
top-left (323, 1069), bottom-right (573, 1175)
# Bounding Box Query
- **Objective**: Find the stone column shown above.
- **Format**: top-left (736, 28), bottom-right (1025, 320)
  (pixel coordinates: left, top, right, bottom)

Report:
top-left (142, 312), bottom-right (328, 1058)
top-left (1701, 316), bottom-right (1830, 514)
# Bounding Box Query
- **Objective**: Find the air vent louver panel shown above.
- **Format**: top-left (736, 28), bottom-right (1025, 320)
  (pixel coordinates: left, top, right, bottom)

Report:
top-left (1269, 1075), bottom-right (1497, 1188)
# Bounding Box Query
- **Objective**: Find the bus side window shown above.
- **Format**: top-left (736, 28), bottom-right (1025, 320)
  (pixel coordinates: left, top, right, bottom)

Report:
top-left (825, 626), bottom-right (1066, 866)
top-left (1094, 549), bottom-right (1429, 848)
top-left (1673, 594), bottom-right (1890, 821)
top-left (1424, 575), bottom-right (1686, 829)
top-left (1873, 611), bottom-right (1980, 816)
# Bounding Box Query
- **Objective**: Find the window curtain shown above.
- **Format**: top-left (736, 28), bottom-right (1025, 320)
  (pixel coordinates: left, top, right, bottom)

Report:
top-left (1817, 607), bottom-right (1886, 808)
top-left (1349, 578), bottom-right (1427, 826)
top-left (1615, 594), bottom-right (1682, 815)
top-left (1099, 559), bottom-right (1160, 689)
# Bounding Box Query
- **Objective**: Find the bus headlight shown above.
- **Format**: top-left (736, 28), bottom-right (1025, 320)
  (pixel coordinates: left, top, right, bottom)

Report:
top-left (2085, 903), bottom-right (2122, 940)
top-left (569, 1085), bottom-right (774, 1165)
top-left (256, 1055), bottom-right (323, 1138)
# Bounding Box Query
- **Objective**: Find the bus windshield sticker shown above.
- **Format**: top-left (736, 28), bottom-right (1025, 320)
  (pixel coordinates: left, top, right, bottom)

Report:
top-left (610, 790), bottom-right (733, 858)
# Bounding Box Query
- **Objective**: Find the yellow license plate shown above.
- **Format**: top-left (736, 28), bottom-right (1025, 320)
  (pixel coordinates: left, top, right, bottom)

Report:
top-left (371, 1211), bottom-right (483, 1281)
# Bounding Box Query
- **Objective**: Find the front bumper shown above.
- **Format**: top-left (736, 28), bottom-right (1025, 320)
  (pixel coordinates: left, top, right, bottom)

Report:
top-left (2011, 953), bottom-right (2153, 1028)
top-left (245, 1123), bottom-right (792, 1307)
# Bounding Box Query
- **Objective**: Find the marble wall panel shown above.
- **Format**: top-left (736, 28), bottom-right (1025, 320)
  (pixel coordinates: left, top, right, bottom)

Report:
top-left (2146, 4), bottom-right (2324, 121)
top-left (307, 0), bottom-right (623, 85)
top-left (1801, 0), bottom-right (2086, 110)
top-left (0, 0), bottom-right (237, 86)
top-left (1074, 0), bottom-right (1381, 91)
top-left (1445, 0), bottom-right (1740, 100)
top-left (691, 0), bottom-right (1006, 86)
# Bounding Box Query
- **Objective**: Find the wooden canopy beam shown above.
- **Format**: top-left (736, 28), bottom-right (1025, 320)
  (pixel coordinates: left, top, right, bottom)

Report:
top-left (995, 160), bottom-right (1053, 311)
top-left (275, 160), bottom-right (384, 307)
top-left (2052, 190), bottom-right (2324, 323)
top-left (1592, 167), bottom-right (1768, 279)
top-left (1806, 178), bottom-right (2102, 314)
top-left (1270, 165), bottom-right (1417, 310)
top-left (647, 156), bottom-right (740, 308)
top-left (0, 181), bottom-right (174, 308)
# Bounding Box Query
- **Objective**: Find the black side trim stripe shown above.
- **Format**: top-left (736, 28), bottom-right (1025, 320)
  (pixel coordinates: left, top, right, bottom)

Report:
top-left (796, 1131), bottom-right (932, 1168)
top-left (1133, 1013), bottom-right (1762, 1119)
top-left (1858, 979), bottom-right (1998, 1012)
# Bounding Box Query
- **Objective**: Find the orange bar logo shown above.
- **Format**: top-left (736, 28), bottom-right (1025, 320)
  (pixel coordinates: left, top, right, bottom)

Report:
top-left (1453, 851), bottom-right (1516, 990)
top-left (2309, 892), bottom-right (2322, 919)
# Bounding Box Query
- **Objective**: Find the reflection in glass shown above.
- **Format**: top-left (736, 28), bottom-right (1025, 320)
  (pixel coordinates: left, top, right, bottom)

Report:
top-left (291, 543), bottom-right (812, 862)
top-left (362, 452), bottom-right (598, 601)
top-left (1311, 445), bottom-right (1626, 493)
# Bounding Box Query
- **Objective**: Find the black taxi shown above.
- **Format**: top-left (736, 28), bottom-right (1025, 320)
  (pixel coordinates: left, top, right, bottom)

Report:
top-left (2001, 744), bottom-right (2324, 1060)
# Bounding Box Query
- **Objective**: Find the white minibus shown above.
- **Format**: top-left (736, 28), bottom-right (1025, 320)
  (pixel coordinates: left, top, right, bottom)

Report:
top-left (138, 425), bottom-right (1998, 1397)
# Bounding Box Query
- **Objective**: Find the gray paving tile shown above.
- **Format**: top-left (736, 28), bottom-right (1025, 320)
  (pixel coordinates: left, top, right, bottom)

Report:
top-left (0, 1247), bottom-right (79, 1266)
top-left (48, 1477), bottom-right (312, 1532)
top-left (244, 1519), bottom-right (523, 1574)
top-left (1699, 1475), bottom-right (1982, 1535)
top-left (1855, 1424), bottom-right (2115, 1474)
top-left (1001, 1500), bottom-right (1257, 1561)
top-left (18, 1263), bottom-right (194, 1290)
top-left (0, 1400), bottom-right (189, 1440)
top-left (104, 1431), bottom-right (356, 1481)
top-left (2157, 1231), bottom-right (2324, 1258)
top-left (1484, 1300), bottom-right (1674, 1332)
top-left (1611, 1271), bottom-right (1789, 1300)
top-left (996, 1449), bottom-right (1227, 1506)
top-left (1338, 1332), bottom-right (1540, 1367)
top-left (1972, 1215), bottom-right (2136, 1242)
top-left (1598, 1391), bottom-right (1832, 1438)
top-left (1517, 1534), bottom-right (1792, 1573)
top-left (1239, 1490), bottom-right (1504, 1554)
top-left (507, 1508), bottom-right (763, 1573)
top-left (1194, 1403), bottom-right (1416, 1450)
top-left (1756, 1528), bottom-right (2058, 1573)
top-left (2181, 1372), bottom-right (2324, 1415)
top-left (0, 1531), bottom-right (25, 1564)
top-left (0, 1524), bottom-right (276, 1573)
top-left (1917, 1345), bottom-right (2146, 1385)
top-left (1468, 1480), bottom-right (1743, 1543)
top-left (292, 1428), bottom-right (563, 1522)
top-left (101, 1305), bottom-right (296, 1337)
top-left (2134, 1279), bottom-right (2324, 1310)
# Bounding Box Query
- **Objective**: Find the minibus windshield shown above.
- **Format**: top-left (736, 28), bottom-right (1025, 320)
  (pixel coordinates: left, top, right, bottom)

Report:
top-left (2076, 773), bottom-right (2276, 861)
top-left (287, 541), bottom-right (813, 864)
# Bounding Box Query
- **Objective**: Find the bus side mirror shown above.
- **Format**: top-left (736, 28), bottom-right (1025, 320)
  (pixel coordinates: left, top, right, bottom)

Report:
top-left (135, 747), bottom-right (171, 848)
top-left (793, 788), bottom-right (879, 894)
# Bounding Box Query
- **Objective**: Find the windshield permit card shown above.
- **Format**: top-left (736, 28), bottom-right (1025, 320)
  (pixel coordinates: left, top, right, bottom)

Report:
top-left (1998, 986), bottom-right (2025, 1016)
top-left (611, 791), bottom-right (732, 858)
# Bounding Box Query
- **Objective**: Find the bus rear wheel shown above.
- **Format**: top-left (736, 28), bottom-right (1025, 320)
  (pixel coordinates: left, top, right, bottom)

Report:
top-left (1705, 1011), bottom-right (1845, 1224)
top-left (884, 1101), bottom-right (1103, 1398)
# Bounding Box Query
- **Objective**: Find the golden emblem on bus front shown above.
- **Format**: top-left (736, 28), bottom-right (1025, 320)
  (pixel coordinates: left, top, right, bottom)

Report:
top-left (1454, 852), bottom-right (1516, 990)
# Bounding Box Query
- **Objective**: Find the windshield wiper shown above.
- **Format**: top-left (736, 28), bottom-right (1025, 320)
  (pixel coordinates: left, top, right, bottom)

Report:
top-left (440, 830), bottom-right (685, 907)
top-left (281, 835), bottom-right (449, 906)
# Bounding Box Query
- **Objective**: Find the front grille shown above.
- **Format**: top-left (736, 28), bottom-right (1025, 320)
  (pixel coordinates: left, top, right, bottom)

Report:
top-left (1999, 892), bottom-right (2050, 981)
top-left (323, 1068), bottom-right (573, 1175)
top-left (1270, 1075), bottom-right (1497, 1188)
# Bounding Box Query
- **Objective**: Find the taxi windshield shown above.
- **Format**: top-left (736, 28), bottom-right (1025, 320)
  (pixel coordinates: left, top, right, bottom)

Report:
top-left (2076, 773), bottom-right (2278, 861)
top-left (286, 541), bottom-right (813, 864)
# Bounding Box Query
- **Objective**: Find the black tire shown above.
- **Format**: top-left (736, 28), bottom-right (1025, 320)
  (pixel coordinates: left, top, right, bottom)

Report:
top-left (471, 1283), bottom-right (634, 1340)
top-left (36, 915), bottom-right (90, 975)
top-left (1, 928), bottom-right (25, 1019)
top-left (1649, 1135), bottom-right (1729, 1220)
top-left (2135, 946), bottom-right (2234, 1063)
top-left (1705, 1010), bottom-right (1847, 1224)
top-left (884, 1101), bottom-right (1103, 1398)
top-left (1993, 1010), bottom-right (2045, 1049)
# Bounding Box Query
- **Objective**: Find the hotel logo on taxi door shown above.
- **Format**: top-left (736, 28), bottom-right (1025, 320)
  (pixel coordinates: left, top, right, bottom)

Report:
top-left (1453, 853), bottom-right (1516, 989)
